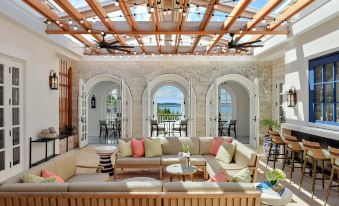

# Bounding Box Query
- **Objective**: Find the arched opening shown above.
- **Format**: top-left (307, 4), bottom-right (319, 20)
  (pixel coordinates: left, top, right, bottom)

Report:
top-left (206, 74), bottom-right (259, 147)
top-left (78, 74), bottom-right (132, 148)
top-left (152, 84), bottom-right (186, 136)
top-left (142, 74), bottom-right (196, 137)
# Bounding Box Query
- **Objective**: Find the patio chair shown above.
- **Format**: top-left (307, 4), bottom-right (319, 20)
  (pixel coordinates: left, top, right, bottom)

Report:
top-left (150, 120), bottom-right (165, 136)
top-left (172, 119), bottom-right (188, 137)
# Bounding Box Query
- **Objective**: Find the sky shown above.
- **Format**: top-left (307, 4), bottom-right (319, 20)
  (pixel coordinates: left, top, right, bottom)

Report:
top-left (154, 85), bottom-right (183, 104)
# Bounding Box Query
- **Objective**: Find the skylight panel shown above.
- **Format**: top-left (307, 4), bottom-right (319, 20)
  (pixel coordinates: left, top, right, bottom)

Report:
top-left (211, 11), bottom-right (227, 21)
top-left (142, 35), bottom-right (157, 46)
top-left (180, 35), bottom-right (196, 46)
top-left (248, 0), bottom-right (269, 10)
top-left (63, 34), bottom-right (84, 46)
top-left (82, 34), bottom-right (97, 43)
top-left (68, 0), bottom-right (88, 9)
top-left (107, 10), bottom-right (127, 21)
top-left (131, 4), bottom-right (149, 21)
top-left (126, 38), bottom-right (138, 47)
top-left (46, 0), bottom-right (65, 14)
top-left (187, 4), bottom-right (206, 22)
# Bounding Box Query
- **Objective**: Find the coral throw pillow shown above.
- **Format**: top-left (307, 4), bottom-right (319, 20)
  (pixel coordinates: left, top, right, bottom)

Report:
top-left (211, 137), bottom-right (224, 156)
top-left (131, 138), bottom-right (145, 157)
top-left (209, 170), bottom-right (231, 182)
top-left (41, 169), bottom-right (64, 183)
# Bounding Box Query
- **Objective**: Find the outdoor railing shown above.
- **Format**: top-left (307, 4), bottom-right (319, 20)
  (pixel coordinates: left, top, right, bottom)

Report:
top-left (157, 114), bottom-right (182, 123)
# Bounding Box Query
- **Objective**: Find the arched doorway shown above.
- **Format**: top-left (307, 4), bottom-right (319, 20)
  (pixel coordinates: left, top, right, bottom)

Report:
top-left (142, 74), bottom-right (196, 137)
top-left (78, 74), bottom-right (132, 148)
top-left (206, 74), bottom-right (259, 147)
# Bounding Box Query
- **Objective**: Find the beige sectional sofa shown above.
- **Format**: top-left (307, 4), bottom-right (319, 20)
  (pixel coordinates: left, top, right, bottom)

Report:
top-left (115, 137), bottom-right (259, 182)
top-left (0, 180), bottom-right (261, 206)
top-left (0, 150), bottom-right (109, 188)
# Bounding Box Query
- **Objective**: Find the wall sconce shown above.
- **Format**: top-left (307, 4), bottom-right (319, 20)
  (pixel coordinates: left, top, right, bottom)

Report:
top-left (287, 86), bottom-right (297, 107)
top-left (49, 70), bottom-right (58, 90)
top-left (91, 95), bottom-right (96, 108)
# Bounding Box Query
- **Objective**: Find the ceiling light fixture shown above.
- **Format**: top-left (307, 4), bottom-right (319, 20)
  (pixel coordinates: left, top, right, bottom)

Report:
top-left (114, 0), bottom-right (119, 6)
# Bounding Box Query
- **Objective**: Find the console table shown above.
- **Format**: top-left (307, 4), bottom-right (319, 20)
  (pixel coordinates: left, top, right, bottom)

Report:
top-left (29, 137), bottom-right (58, 168)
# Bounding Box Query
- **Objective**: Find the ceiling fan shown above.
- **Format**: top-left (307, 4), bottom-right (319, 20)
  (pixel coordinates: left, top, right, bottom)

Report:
top-left (92, 32), bottom-right (134, 53)
top-left (227, 33), bottom-right (263, 52)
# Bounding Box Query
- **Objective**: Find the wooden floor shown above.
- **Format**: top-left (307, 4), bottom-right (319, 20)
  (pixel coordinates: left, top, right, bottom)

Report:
top-left (76, 144), bottom-right (338, 206)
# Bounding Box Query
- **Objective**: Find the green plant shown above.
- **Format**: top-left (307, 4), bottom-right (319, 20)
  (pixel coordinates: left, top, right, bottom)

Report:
top-left (182, 144), bottom-right (190, 153)
top-left (266, 169), bottom-right (286, 186)
top-left (260, 118), bottom-right (280, 132)
top-left (63, 125), bottom-right (76, 136)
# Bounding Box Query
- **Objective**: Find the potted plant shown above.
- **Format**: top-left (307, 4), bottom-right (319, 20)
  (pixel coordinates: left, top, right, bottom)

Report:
top-left (266, 169), bottom-right (286, 189)
top-left (63, 125), bottom-right (76, 136)
top-left (178, 144), bottom-right (191, 167)
top-left (260, 118), bottom-right (281, 156)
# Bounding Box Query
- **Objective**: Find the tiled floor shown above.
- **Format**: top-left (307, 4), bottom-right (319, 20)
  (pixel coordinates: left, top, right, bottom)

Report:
top-left (76, 144), bottom-right (338, 206)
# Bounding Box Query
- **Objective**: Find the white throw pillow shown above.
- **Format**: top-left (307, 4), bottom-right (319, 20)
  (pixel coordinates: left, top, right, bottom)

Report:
top-left (215, 143), bottom-right (236, 164)
top-left (118, 140), bottom-right (132, 157)
top-left (230, 168), bottom-right (252, 182)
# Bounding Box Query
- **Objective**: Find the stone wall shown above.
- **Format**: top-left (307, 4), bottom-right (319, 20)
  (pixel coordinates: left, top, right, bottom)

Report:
top-left (72, 60), bottom-right (273, 139)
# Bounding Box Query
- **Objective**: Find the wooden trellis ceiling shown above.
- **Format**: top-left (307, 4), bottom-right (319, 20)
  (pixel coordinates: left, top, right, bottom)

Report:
top-left (22, 0), bottom-right (315, 56)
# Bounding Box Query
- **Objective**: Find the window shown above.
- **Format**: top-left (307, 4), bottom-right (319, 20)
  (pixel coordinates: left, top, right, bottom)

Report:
top-left (278, 82), bottom-right (285, 122)
top-left (309, 52), bottom-right (339, 125)
top-left (59, 59), bottom-right (72, 133)
top-left (219, 87), bottom-right (232, 121)
top-left (105, 88), bottom-right (120, 123)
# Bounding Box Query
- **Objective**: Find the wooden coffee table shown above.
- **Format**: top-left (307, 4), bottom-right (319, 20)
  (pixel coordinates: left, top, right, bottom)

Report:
top-left (166, 164), bottom-right (198, 182)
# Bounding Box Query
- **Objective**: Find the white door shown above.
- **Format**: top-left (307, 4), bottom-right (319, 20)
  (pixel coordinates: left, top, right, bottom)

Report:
top-left (0, 57), bottom-right (24, 182)
top-left (206, 80), bottom-right (218, 137)
top-left (121, 79), bottom-right (131, 138)
top-left (250, 78), bottom-right (260, 147)
top-left (78, 79), bottom-right (88, 148)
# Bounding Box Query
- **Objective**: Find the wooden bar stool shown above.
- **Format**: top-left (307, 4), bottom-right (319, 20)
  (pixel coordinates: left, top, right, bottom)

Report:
top-left (282, 134), bottom-right (304, 182)
top-left (266, 130), bottom-right (286, 169)
top-left (299, 140), bottom-right (331, 198)
top-left (325, 146), bottom-right (339, 206)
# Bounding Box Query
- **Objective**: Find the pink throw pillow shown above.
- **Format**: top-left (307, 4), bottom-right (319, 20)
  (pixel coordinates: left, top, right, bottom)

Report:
top-left (210, 137), bottom-right (224, 156)
top-left (209, 170), bottom-right (231, 182)
top-left (41, 169), bottom-right (64, 183)
top-left (131, 138), bottom-right (145, 157)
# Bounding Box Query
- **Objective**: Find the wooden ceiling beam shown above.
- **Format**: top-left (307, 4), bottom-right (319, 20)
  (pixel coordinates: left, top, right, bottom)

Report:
top-left (46, 29), bottom-right (289, 35)
top-left (207, 0), bottom-right (252, 53)
top-left (148, 0), bottom-right (161, 53)
top-left (53, 0), bottom-right (101, 41)
top-left (235, 0), bottom-right (284, 42)
top-left (22, 0), bottom-right (93, 47)
top-left (249, 0), bottom-right (315, 41)
top-left (191, 0), bottom-right (219, 53)
top-left (174, 0), bottom-right (190, 53)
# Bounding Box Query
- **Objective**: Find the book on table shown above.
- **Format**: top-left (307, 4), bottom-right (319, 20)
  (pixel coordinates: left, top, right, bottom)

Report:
top-left (256, 181), bottom-right (285, 196)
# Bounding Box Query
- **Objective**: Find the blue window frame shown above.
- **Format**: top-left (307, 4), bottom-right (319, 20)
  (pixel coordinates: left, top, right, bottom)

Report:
top-left (309, 52), bottom-right (339, 126)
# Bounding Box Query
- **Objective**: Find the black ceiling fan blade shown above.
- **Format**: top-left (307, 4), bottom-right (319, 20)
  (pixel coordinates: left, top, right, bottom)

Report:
top-left (243, 45), bottom-right (264, 47)
top-left (107, 45), bottom-right (134, 49)
top-left (236, 40), bottom-right (262, 46)
top-left (107, 40), bottom-right (120, 45)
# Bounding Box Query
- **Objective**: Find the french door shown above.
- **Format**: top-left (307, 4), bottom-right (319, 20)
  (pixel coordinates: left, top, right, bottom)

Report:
top-left (78, 79), bottom-right (88, 148)
top-left (0, 56), bottom-right (24, 182)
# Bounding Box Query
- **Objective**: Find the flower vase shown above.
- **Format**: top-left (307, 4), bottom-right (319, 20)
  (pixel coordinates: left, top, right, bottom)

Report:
top-left (186, 157), bottom-right (190, 167)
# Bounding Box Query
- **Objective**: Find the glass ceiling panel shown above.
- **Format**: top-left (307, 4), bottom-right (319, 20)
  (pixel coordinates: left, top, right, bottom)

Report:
top-left (131, 4), bottom-right (149, 21)
top-left (68, 0), bottom-right (110, 9)
top-left (107, 10), bottom-right (126, 21)
top-left (211, 11), bottom-right (227, 21)
top-left (187, 4), bottom-right (206, 22)
top-left (248, 0), bottom-right (269, 10)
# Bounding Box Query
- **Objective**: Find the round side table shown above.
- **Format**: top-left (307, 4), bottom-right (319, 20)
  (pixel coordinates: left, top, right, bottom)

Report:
top-left (95, 146), bottom-right (118, 176)
top-left (166, 164), bottom-right (198, 182)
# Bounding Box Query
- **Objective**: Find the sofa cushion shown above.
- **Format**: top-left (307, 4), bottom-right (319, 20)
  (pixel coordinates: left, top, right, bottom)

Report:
top-left (118, 139), bottom-right (133, 157)
top-left (2, 160), bottom-right (57, 184)
top-left (41, 169), bottom-right (64, 183)
top-left (230, 168), bottom-right (252, 183)
top-left (54, 150), bottom-right (77, 181)
top-left (160, 137), bottom-right (200, 155)
top-left (68, 181), bottom-right (163, 192)
top-left (131, 138), bottom-right (145, 157)
top-left (66, 173), bottom-right (109, 183)
top-left (22, 174), bottom-right (56, 183)
top-left (211, 137), bottom-right (224, 156)
top-left (144, 138), bottom-right (163, 157)
top-left (115, 157), bottom-right (161, 166)
top-left (204, 155), bottom-right (254, 178)
top-left (215, 143), bottom-right (236, 164)
top-left (233, 140), bottom-right (257, 167)
top-left (161, 155), bottom-right (206, 166)
top-left (163, 182), bottom-right (256, 192)
top-left (199, 137), bottom-right (230, 155)
top-left (0, 183), bottom-right (68, 192)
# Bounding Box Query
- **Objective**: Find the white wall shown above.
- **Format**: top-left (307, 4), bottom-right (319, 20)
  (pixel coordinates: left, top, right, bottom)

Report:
top-left (283, 15), bottom-right (339, 127)
top-left (0, 13), bottom-right (80, 178)
top-left (88, 81), bottom-right (119, 140)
